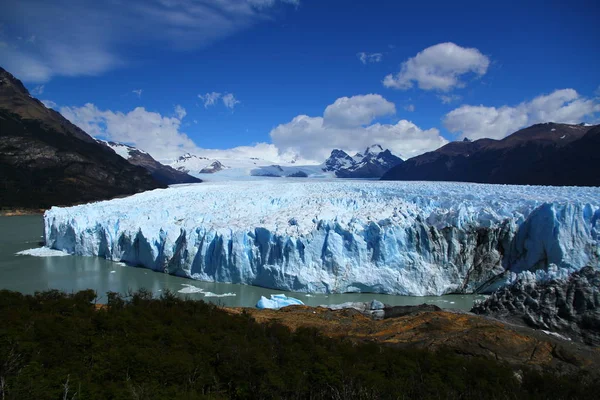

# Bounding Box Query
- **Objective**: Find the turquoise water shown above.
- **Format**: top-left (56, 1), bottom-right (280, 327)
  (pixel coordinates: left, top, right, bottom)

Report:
top-left (0, 215), bottom-right (484, 309)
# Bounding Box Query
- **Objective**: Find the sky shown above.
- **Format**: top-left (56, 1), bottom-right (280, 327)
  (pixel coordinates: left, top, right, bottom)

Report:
top-left (1, 0), bottom-right (599, 163)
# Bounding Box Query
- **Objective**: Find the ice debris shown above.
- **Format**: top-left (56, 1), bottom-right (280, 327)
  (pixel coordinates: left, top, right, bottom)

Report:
top-left (256, 294), bottom-right (304, 309)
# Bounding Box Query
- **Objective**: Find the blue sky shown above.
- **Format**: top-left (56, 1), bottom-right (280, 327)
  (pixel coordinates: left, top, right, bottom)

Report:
top-left (1, 0), bottom-right (599, 162)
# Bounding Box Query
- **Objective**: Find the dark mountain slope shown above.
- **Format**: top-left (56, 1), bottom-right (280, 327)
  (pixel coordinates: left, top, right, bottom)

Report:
top-left (381, 123), bottom-right (599, 186)
top-left (0, 67), bottom-right (165, 209)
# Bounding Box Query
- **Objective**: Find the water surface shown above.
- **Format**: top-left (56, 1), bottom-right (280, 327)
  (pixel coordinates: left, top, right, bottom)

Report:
top-left (0, 215), bottom-right (484, 309)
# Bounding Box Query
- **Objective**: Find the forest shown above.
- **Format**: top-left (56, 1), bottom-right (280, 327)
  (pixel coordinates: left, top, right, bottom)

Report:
top-left (0, 289), bottom-right (598, 399)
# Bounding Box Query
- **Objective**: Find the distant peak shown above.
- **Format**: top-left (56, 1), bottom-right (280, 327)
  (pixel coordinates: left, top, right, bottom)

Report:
top-left (178, 153), bottom-right (196, 161)
top-left (463, 138), bottom-right (471, 142)
top-left (0, 67), bottom-right (31, 97)
top-left (330, 149), bottom-right (351, 158)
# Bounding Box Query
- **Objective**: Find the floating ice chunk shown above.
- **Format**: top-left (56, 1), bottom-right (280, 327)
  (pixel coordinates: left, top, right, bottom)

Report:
top-left (16, 247), bottom-right (70, 257)
top-left (178, 284), bottom-right (205, 294)
top-left (256, 294), bottom-right (304, 309)
top-left (203, 291), bottom-right (236, 298)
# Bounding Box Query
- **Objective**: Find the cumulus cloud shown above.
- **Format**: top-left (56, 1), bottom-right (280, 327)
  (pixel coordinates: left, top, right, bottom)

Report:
top-left (0, 0), bottom-right (298, 82)
top-left (323, 94), bottom-right (395, 128)
top-left (444, 89), bottom-right (600, 140)
top-left (383, 42), bottom-right (489, 92)
top-left (194, 142), bottom-right (306, 164)
top-left (60, 103), bottom-right (199, 161)
top-left (59, 102), bottom-right (293, 163)
top-left (270, 94), bottom-right (447, 161)
top-left (222, 93), bottom-right (240, 110)
top-left (357, 52), bottom-right (383, 64)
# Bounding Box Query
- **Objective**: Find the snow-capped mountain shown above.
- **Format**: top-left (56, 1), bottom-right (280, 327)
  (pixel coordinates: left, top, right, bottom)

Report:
top-left (169, 153), bottom-right (329, 180)
top-left (323, 145), bottom-right (404, 178)
top-left (99, 141), bottom-right (201, 185)
top-left (168, 145), bottom-right (402, 180)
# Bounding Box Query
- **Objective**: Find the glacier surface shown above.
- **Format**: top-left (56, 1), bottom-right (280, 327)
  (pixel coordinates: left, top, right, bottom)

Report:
top-left (44, 181), bottom-right (600, 296)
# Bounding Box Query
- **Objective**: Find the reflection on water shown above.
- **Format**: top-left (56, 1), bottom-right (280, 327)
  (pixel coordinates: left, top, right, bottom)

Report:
top-left (0, 215), bottom-right (485, 310)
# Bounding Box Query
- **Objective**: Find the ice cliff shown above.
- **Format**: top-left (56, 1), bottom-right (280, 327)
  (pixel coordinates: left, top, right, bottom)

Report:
top-left (44, 181), bottom-right (600, 296)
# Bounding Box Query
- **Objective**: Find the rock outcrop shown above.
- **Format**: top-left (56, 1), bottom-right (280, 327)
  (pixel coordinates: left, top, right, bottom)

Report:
top-left (472, 266), bottom-right (600, 346)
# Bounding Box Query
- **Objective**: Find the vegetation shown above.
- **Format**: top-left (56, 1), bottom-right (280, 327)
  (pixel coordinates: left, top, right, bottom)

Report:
top-left (0, 289), bottom-right (598, 399)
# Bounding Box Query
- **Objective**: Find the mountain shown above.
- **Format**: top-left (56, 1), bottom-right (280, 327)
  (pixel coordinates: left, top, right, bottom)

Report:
top-left (0, 66), bottom-right (165, 209)
top-left (381, 123), bottom-right (600, 186)
top-left (323, 145), bottom-right (404, 178)
top-left (100, 141), bottom-right (201, 185)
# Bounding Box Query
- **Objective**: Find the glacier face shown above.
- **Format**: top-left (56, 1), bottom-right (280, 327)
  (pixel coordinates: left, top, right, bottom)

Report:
top-left (44, 181), bottom-right (600, 296)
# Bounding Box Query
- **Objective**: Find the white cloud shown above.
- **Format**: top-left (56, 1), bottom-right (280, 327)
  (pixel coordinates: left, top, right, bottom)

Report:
top-left (58, 102), bottom-right (293, 163)
top-left (0, 0), bottom-right (298, 83)
top-left (198, 92), bottom-right (239, 110)
top-left (270, 94), bottom-right (447, 160)
top-left (195, 142), bottom-right (304, 164)
top-left (404, 104), bottom-right (415, 112)
top-left (444, 89), bottom-right (600, 140)
top-left (41, 99), bottom-right (56, 109)
top-left (438, 94), bottom-right (462, 104)
top-left (357, 52), bottom-right (383, 64)
top-left (323, 94), bottom-right (395, 128)
top-left (31, 84), bottom-right (44, 95)
top-left (198, 92), bottom-right (222, 108)
top-left (60, 103), bottom-right (199, 161)
top-left (174, 104), bottom-right (187, 119)
top-left (595, 85), bottom-right (600, 97)
top-left (383, 42), bottom-right (490, 92)
top-left (132, 89), bottom-right (142, 98)
top-left (222, 93), bottom-right (240, 110)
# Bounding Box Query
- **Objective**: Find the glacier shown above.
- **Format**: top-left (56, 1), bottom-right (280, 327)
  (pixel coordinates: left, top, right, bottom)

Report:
top-left (43, 180), bottom-right (600, 296)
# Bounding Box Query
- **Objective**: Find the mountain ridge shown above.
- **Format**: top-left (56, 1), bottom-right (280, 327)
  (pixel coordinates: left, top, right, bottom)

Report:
top-left (0, 66), bottom-right (166, 209)
top-left (381, 123), bottom-right (600, 186)
top-left (99, 140), bottom-right (201, 185)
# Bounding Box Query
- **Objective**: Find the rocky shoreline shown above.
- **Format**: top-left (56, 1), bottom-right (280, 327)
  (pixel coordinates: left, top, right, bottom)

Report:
top-left (226, 302), bottom-right (600, 376)
top-left (471, 266), bottom-right (600, 346)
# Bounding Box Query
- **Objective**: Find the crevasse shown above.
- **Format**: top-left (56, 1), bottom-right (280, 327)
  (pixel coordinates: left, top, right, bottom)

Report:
top-left (44, 181), bottom-right (600, 296)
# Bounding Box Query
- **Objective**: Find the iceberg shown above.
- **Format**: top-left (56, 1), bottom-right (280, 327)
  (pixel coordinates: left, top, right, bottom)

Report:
top-left (257, 294), bottom-right (305, 309)
top-left (43, 180), bottom-right (600, 296)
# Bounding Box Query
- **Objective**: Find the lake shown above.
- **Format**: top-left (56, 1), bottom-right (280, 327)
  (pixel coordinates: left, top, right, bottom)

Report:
top-left (0, 215), bottom-right (485, 309)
